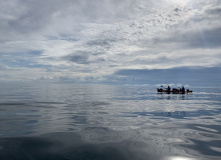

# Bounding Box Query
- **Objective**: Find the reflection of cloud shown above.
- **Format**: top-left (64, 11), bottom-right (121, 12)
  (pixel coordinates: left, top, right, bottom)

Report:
top-left (1, 83), bottom-right (220, 159)
top-left (0, 131), bottom-right (158, 160)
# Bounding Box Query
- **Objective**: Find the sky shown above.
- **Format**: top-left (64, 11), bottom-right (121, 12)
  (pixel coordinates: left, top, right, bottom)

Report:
top-left (0, 0), bottom-right (221, 86)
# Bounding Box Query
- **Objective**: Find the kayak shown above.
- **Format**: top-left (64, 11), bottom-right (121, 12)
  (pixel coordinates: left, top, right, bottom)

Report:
top-left (157, 88), bottom-right (193, 94)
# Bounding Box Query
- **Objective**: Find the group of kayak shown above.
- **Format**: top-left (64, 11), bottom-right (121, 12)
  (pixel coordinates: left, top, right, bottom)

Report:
top-left (157, 86), bottom-right (193, 94)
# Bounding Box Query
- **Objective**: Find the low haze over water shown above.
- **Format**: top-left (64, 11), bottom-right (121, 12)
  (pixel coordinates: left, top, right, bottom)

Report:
top-left (0, 82), bottom-right (220, 160)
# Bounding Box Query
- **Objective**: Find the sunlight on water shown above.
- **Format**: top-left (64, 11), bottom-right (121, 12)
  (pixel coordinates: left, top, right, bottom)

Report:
top-left (164, 156), bottom-right (199, 160)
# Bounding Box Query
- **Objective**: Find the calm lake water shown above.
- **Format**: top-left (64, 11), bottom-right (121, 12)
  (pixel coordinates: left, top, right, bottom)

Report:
top-left (0, 82), bottom-right (221, 160)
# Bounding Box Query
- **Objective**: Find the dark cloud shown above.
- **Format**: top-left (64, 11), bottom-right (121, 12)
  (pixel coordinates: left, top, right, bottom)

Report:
top-left (167, 27), bottom-right (221, 49)
top-left (195, 27), bottom-right (221, 48)
top-left (86, 39), bottom-right (116, 48)
top-left (152, 26), bottom-right (221, 49)
top-left (5, 0), bottom-right (63, 33)
top-left (206, 6), bottom-right (221, 15)
top-left (63, 51), bottom-right (105, 64)
top-left (3, 0), bottom-right (136, 34)
top-left (27, 50), bottom-right (43, 56)
top-left (174, 8), bottom-right (181, 12)
top-left (64, 54), bottom-right (89, 64)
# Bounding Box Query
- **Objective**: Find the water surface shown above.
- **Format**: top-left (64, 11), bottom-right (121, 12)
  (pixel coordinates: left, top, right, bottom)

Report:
top-left (0, 82), bottom-right (221, 160)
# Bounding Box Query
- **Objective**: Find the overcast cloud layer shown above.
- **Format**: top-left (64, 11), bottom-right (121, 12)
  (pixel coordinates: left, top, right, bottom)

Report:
top-left (0, 0), bottom-right (221, 83)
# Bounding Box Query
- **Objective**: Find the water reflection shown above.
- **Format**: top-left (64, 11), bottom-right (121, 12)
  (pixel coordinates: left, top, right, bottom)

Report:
top-left (157, 93), bottom-right (193, 100)
top-left (0, 83), bottom-right (221, 159)
top-left (0, 130), bottom-right (159, 160)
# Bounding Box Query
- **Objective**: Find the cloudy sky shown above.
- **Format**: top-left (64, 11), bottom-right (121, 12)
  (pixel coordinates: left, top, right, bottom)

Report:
top-left (0, 0), bottom-right (221, 84)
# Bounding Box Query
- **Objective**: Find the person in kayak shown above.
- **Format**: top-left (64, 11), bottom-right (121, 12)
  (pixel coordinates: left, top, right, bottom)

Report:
top-left (182, 86), bottom-right (185, 92)
top-left (167, 86), bottom-right (171, 93)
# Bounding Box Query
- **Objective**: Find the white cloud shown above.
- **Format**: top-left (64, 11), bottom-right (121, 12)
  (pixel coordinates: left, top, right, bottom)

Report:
top-left (0, 0), bottom-right (220, 82)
